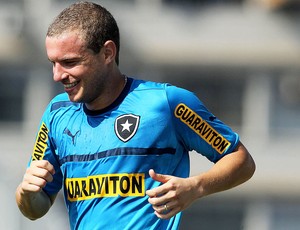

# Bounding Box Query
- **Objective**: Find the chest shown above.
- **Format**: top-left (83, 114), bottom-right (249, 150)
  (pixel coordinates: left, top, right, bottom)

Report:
top-left (53, 105), bottom-right (175, 157)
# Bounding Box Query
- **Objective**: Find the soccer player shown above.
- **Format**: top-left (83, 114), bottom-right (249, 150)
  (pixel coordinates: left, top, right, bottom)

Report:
top-left (15, 2), bottom-right (255, 229)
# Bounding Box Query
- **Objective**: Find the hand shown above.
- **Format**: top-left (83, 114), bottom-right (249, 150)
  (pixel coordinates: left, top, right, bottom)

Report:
top-left (20, 160), bottom-right (55, 194)
top-left (146, 169), bottom-right (199, 219)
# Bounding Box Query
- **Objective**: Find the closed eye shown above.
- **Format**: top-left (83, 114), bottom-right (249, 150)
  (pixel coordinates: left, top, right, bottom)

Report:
top-left (61, 60), bottom-right (79, 68)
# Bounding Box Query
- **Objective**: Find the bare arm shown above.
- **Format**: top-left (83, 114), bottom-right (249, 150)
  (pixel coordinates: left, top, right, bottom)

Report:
top-left (195, 141), bottom-right (255, 197)
top-left (15, 160), bottom-right (57, 220)
top-left (146, 141), bottom-right (255, 219)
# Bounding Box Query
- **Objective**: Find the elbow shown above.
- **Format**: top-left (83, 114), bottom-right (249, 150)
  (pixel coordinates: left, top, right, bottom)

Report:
top-left (234, 151), bottom-right (256, 188)
top-left (15, 187), bottom-right (54, 221)
top-left (28, 216), bottom-right (40, 221)
top-left (237, 142), bottom-right (256, 182)
top-left (19, 209), bottom-right (44, 221)
top-left (238, 147), bottom-right (256, 184)
top-left (246, 153), bottom-right (256, 181)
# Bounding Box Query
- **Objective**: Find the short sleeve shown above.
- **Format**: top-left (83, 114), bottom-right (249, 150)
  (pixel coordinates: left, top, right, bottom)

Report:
top-left (165, 84), bottom-right (239, 163)
top-left (28, 100), bottom-right (63, 195)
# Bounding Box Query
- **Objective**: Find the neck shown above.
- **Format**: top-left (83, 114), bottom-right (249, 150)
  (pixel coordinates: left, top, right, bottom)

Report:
top-left (85, 73), bottom-right (127, 111)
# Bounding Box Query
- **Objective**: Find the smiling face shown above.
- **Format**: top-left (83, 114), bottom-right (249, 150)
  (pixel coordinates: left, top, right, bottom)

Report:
top-left (46, 31), bottom-right (111, 107)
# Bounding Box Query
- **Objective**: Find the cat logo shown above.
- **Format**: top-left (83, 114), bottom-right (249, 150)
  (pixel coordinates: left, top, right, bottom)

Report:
top-left (115, 114), bottom-right (140, 142)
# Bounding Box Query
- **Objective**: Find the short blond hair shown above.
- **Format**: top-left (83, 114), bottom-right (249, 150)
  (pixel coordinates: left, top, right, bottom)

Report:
top-left (47, 1), bottom-right (120, 65)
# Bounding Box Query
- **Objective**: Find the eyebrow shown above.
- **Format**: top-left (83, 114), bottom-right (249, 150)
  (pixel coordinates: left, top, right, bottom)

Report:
top-left (48, 56), bottom-right (82, 63)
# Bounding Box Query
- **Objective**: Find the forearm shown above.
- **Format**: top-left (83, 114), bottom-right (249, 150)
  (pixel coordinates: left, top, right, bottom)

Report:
top-left (193, 142), bottom-right (255, 198)
top-left (15, 184), bottom-right (53, 220)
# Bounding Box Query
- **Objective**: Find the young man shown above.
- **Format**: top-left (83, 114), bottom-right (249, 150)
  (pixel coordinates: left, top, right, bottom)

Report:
top-left (16, 2), bottom-right (255, 229)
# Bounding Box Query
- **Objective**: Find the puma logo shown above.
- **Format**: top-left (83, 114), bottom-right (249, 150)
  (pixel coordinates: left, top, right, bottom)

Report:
top-left (63, 128), bottom-right (79, 145)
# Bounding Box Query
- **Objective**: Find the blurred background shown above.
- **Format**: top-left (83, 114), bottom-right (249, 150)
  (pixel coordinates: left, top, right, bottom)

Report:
top-left (1, 0), bottom-right (300, 229)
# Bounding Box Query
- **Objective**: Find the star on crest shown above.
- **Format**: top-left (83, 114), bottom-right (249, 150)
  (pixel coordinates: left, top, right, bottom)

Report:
top-left (120, 119), bottom-right (133, 132)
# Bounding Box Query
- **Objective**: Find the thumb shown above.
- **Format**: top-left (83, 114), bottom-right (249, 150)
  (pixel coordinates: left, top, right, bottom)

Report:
top-left (149, 169), bottom-right (171, 184)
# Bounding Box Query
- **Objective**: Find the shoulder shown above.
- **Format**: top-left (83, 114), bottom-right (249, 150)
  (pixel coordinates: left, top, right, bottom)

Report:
top-left (130, 78), bottom-right (191, 97)
top-left (130, 78), bottom-right (167, 91)
top-left (131, 78), bottom-right (194, 95)
top-left (48, 93), bottom-right (80, 112)
top-left (129, 77), bottom-right (200, 106)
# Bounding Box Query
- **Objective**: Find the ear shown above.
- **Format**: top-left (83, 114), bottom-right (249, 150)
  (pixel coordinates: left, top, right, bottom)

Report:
top-left (103, 40), bottom-right (117, 64)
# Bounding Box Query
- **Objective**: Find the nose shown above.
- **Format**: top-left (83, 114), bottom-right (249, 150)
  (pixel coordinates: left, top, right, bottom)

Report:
top-left (53, 63), bottom-right (67, 82)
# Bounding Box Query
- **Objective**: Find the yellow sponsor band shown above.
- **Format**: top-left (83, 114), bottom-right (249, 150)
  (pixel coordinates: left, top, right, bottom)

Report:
top-left (66, 173), bottom-right (145, 202)
top-left (175, 103), bottom-right (231, 154)
top-left (31, 122), bottom-right (49, 161)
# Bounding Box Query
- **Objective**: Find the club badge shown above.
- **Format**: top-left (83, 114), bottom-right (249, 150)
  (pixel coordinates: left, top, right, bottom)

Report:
top-left (115, 114), bottom-right (140, 142)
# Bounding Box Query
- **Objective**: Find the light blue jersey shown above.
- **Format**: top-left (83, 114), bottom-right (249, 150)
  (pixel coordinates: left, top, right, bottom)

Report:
top-left (29, 77), bottom-right (239, 230)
